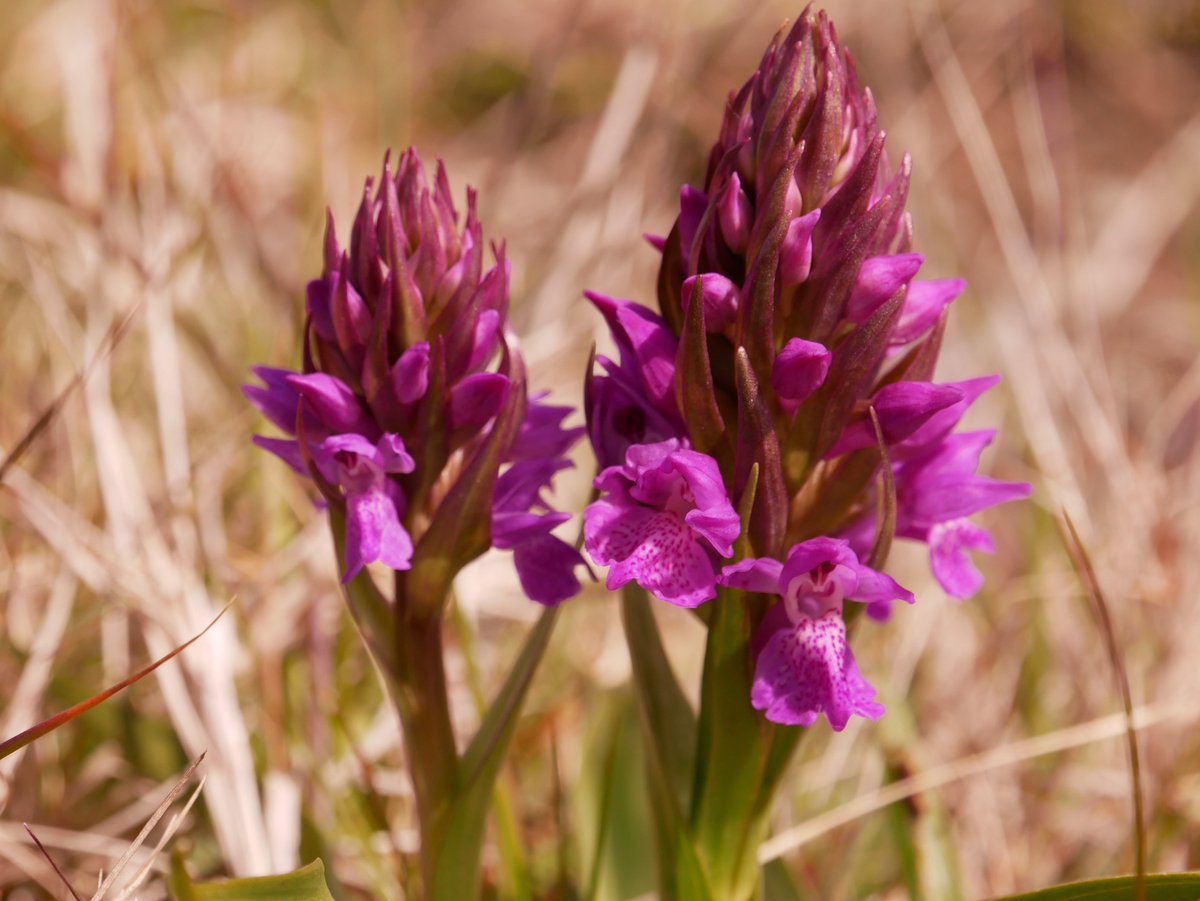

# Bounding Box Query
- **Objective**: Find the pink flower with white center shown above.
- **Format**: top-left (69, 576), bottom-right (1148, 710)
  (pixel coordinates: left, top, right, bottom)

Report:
top-left (584, 440), bottom-right (739, 608)
top-left (720, 538), bottom-right (913, 730)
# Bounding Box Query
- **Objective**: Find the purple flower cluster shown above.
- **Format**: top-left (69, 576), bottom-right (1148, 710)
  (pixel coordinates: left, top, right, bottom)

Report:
top-left (246, 150), bottom-right (586, 605)
top-left (583, 11), bottom-right (1029, 729)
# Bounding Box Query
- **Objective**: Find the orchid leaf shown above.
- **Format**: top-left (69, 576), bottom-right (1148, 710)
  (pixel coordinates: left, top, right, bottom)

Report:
top-left (620, 585), bottom-right (711, 900)
top-left (675, 276), bottom-right (729, 464)
top-left (620, 586), bottom-right (696, 811)
top-left (431, 604), bottom-right (560, 900)
top-left (576, 689), bottom-right (655, 901)
top-left (988, 874), bottom-right (1200, 901)
top-left (170, 859), bottom-right (335, 901)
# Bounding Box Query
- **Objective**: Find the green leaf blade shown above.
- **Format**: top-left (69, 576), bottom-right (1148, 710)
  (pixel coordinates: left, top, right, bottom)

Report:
top-left (173, 860), bottom-right (335, 901)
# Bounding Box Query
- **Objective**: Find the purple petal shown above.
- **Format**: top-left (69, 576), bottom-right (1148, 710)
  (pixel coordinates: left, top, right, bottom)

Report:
top-left (779, 537), bottom-right (853, 581)
top-left (320, 431), bottom-right (378, 459)
top-left (342, 486), bottom-right (413, 583)
top-left (449, 372), bottom-right (509, 430)
top-left (678, 185), bottom-right (708, 262)
top-left (846, 253), bottom-right (924, 323)
top-left (847, 564), bottom-right (914, 607)
top-left (718, 172), bottom-right (752, 254)
top-left (332, 273), bottom-right (371, 352)
top-left (900, 375), bottom-right (999, 450)
top-left (779, 209), bottom-right (821, 285)
top-left (750, 610), bottom-right (884, 731)
top-left (287, 373), bottom-right (369, 433)
top-left (772, 338), bottom-right (832, 411)
top-left (510, 392), bottom-right (584, 461)
top-left (492, 510), bottom-right (571, 548)
top-left (673, 450), bottom-right (738, 532)
top-left (495, 458), bottom-right (572, 512)
top-left (892, 278), bottom-right (965, 345)
top-left (929, 518), bottom-right (996, 599)
top-left (251, 435), bottom-right (307, 476)
top-left (512, 533), bottom-right (587, 606)
top-left (584, 500), bottom-right (718, 607)
top-left (376, 433), bottom-right (415, 474)
top-left (719, 557), bottom-right (784, 594)
top-left (587, 293), bottom-right (679, 413)
top-left (828, 381), bottom-right (965, 457)
top-left (390, 343), bottom-right (431, 404)
top-left (900, 432), bottom-right (1033, 526)
top-left (243, 368), bottom-right (302, 434)
top-left (306, 278), bottom-right (336, 341)
top-left (466, 309), bottom-right (502, 373)
top-left (644, 233), bottom-right (667, 253)
top-left (682, 273), bottom-right (740, 332)
top-left (586, 361), bottom-right (684, 469)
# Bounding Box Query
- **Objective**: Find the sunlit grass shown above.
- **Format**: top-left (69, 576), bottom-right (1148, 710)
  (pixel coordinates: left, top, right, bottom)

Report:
top-left (1, 0), bottom-right (1198, 897)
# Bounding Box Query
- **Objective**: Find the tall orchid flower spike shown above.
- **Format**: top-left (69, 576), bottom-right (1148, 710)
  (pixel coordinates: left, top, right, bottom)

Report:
top-left (245, 149), bottom-right (587, 900)
top-left (581, 10), bottom-right (1030, 899)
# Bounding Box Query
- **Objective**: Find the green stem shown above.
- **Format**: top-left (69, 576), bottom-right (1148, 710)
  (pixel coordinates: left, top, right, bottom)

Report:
top-left (394, 574), bottom-right (459, 899)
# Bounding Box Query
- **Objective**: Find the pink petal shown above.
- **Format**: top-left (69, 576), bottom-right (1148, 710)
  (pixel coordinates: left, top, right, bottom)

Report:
top-left (846, 253), bottom-right (924, 323)
top-left (751, 611), bottom-right (884, 731)
top-left (682, 273), bottom-right (740, 332)
top-left (929, 518), bottom-right (995, 599)
top-left (772, 338), bottom-right (831, 410)
top-left (717, 171), bottom-right (752, 254)
top-left (719, 557), bottom-right (784, 594)
top-left (779, 209), bottom-right (822, 285)
top-left (342, 486), bottom-right (413, 582)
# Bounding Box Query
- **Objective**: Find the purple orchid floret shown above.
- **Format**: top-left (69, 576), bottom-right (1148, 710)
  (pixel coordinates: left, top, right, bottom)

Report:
top-left (720, 538), bottom-right (912, 729)
top-left (840, 381), bottom-right (1033, 599)
top-left (581, 9), bottom-right (1030, 728)
top-left (584, 440), bottom-right (739, 607)
top-left (892, 429), bottom-right (1032, 598)
top-left (584, 292), bottom-right (687, 469)
top-left (316, 433), bottom-right (416, 582)
top-left (246, 149), bottom-right (587, 603)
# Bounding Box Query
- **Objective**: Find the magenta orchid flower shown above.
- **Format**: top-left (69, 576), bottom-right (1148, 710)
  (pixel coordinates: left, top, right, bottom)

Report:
top-left (584, 440), bottom-right (739, 607)
top-left (721, 538), bottom-right (912, 729)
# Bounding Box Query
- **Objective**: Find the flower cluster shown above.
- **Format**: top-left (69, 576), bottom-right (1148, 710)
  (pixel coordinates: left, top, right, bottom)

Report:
top-left (583, 10), bottom-right (1029, 728)
top-left (246, 149), bottom-right (586, 605)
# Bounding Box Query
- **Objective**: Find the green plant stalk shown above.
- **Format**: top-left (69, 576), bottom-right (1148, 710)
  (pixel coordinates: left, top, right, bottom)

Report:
top-left (621, 586), bottom-right (712, 900)
top-left (394, 572), bottom-right (460, 899)
top-left (687, 464), bottom-right (804, 901)
top-left (689, 585), bottom-right (775, 901)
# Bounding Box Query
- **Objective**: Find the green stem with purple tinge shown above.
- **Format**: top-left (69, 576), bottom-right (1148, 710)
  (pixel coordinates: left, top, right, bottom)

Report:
top-left (394, 573), bottom-right (460, 899)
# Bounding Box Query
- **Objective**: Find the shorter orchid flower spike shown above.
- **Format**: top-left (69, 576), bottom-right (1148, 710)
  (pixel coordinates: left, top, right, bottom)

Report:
top-left (246, 149), bottom-right (588, 606)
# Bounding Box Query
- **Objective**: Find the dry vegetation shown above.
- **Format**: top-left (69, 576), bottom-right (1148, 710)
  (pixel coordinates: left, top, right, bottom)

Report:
top-left (1, 0), bottom-right (1199, 898)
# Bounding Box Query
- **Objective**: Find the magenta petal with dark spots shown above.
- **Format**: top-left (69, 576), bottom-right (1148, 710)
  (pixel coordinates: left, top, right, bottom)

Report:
top-left (750, 607), bottom-right (884, 731)
top-left (584, 439), bottom-right (739, 607)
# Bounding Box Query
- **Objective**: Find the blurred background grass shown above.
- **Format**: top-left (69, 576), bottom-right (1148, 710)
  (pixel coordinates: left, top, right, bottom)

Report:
top-left (1, 0), bottom-right (1199, 898)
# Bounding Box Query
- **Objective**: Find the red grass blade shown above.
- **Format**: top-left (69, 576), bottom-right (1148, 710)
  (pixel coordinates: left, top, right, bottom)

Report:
top-left (0, 603), bottom-right (231, 761)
